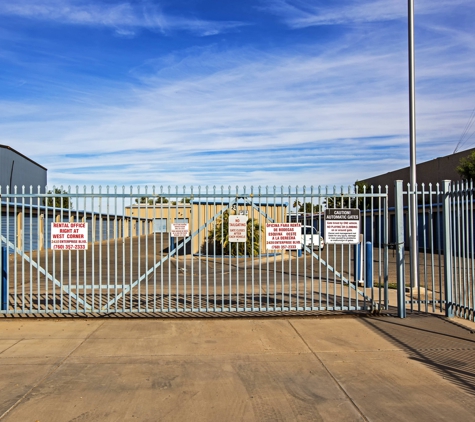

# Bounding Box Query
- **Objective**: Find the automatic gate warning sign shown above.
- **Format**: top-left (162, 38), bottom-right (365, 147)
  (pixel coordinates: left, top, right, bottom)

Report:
top-left (324, 209), bottom-right (360, 244)
top-left (266, 223), bottom-right (301, 250)
top-left (51, 222), bottom-right (88, 250)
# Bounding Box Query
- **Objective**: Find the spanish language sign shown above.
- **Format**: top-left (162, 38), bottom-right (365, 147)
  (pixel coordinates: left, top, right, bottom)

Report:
top-left (229, 215), bottom-right (247, 242)
top-left (171, 223), bottom-right (189, 237)
top-left (51, 222), bottom-right (88, 250)
top-left (266, 223), bottom-right (302, 250)
top-left (324, 209), bottom-right (360, 244)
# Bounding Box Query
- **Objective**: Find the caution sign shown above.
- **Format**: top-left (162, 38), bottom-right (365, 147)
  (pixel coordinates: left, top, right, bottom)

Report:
top-left (171, 223), bottom-right (189, 238)
top-left (229, 215), bottom-right (247, 242)
top-left (266, 223), bottom-right (302, 250)
top-left (324, 209), bottom-right (360, 244)
top-left (51, 222), bottom-right (88, 250)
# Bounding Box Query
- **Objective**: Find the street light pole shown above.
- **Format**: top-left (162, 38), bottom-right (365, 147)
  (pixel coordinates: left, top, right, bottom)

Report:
top-left (408, 0), bottom-right (419, 289)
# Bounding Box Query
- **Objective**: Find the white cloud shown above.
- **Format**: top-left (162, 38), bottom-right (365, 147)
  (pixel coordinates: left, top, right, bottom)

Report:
top-left (261, 0), bottom-right (473, 28)
top-left (3, 32), bottom-right (473, 188)
top-left (0, 0), bottom-right (246, 36)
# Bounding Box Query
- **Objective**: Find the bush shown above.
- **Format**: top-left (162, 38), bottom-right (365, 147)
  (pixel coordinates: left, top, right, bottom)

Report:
top-left (207, 211), bottom-right (262, 257)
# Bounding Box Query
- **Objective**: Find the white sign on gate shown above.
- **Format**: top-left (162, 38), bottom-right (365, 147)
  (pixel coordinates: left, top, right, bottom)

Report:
top-left (229, 215), bottom-right (247, 242)
top-left (266, 223), bottom-right (302, 250)
top-left (324, 209), bottom-right (360, 244)
top-left (51, 222), bottom-right (88, 250)
top-left (171, 223), bottom-right (189, 237)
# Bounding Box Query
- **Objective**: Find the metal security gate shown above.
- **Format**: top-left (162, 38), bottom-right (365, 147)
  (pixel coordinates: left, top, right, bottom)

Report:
top-left (395, 179), bottom-right (475, 321)
top-left (0, 185), bottom-right (389, 316)
top-left (447, 180), bottom-right (475, 320)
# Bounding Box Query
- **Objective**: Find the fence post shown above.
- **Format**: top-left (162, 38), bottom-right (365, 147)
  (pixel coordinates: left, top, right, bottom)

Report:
top-left (16, 211), bottom-right (22, 251)
top-left (365, 242), bottom-right (373, 288)
top-left (39, 214), bottom-right (44, 251)
top-left (395, 180), bottom-right (406, 318)
top-left (354, 242), bottom-right (361, 284)
top-left (1, 246), bottom-right (7, 311)
top-left (442, 180), bottom-right (453, 318)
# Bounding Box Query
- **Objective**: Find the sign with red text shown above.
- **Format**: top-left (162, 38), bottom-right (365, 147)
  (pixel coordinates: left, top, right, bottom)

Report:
top-left (229, 215), bottom-right (247, 242)
top-left (51, 222), bottom-right (88, 250)
top-left (324, 209), bottom-right (360, 244)
top-left (171, 223), bottom-right (189, 237)
top-left (266, 223), bottom-right (301, 250)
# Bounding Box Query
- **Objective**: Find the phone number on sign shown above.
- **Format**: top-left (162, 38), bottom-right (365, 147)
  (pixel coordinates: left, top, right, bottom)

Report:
top-left (53, 244), bottom-right (87, 250)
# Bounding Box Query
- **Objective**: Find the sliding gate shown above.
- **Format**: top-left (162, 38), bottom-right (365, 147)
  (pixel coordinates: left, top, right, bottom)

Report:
top-left (0, 185), bottom-right (389, 315)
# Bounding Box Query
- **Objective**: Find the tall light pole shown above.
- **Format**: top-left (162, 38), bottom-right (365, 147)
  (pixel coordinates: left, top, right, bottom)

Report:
top-left (408, 0), bottom-right (419, 289)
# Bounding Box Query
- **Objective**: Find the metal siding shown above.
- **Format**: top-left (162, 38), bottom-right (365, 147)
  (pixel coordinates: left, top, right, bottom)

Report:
top-left (0, 148), bottom-right (47, 193)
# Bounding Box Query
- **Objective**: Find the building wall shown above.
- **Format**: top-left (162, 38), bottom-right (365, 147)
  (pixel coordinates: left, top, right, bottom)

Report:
top-left (0, 145), bottom-right (47, 193)
top-left (362, 148), bottom-right (474, 207)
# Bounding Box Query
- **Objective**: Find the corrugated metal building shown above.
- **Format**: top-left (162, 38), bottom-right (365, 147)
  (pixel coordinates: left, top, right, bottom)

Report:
top-left (361, 147), bottom-right (474, 207)
top-left (0, 145), bottom-right (47, 192)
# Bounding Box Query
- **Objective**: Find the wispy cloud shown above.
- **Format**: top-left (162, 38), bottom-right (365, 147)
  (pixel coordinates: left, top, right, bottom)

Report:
top-left (261, 0), bottom-right (473, 28)
top-left (3, 22), bottom-right (474, 188)
top-left (0, 0), bottom-right (246, 37)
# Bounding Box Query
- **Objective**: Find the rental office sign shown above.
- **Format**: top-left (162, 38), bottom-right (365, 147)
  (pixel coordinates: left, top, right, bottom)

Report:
top-left (51, 222), bottom-right (88, 250)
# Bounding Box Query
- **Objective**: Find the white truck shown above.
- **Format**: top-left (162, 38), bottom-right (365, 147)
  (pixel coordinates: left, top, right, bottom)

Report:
top-left (301, 226), bottom-right (324, 250)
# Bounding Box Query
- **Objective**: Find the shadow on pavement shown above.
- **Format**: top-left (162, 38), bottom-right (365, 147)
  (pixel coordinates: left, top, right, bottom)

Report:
top-left (361, 314), bottom-right (475, 396)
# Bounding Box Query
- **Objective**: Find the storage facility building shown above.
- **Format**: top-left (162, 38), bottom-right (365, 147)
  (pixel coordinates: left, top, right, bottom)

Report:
top-left (0, 145), bottom-right (47, 192)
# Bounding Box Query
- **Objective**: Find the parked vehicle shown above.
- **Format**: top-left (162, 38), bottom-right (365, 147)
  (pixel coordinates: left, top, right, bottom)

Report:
top-left (301, 226), bottom-right (324, 250)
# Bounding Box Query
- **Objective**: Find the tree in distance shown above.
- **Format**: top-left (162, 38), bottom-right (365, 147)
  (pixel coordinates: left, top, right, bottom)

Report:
top-left (456, 151), bottom-right (475, 180)
top-left (135, 196), bottom-right (169, 205)
top-left (44, 189), bottom-right (72, 209)
top-left (292, 200), bottom-right (321, 213)
top-left (326, 181), bottom-right (373, 209)
top-left (208, 211), bottom-right (262, 257)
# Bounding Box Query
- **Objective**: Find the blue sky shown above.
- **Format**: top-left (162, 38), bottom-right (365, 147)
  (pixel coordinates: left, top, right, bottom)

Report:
top-left (0, 0), bottom-right (474, 189)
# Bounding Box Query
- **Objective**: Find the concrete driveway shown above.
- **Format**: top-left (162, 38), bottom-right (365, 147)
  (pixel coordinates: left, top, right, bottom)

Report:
top-left (1, 314), bottom-right (475, 422)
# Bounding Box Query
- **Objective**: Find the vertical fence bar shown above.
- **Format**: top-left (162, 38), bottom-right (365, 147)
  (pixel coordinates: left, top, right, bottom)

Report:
top-left (421, 184), bottom-right (428, 312)
top-left (182, 186), bottom-right (188, 312)
top-left (467, 180), bottom-right (475, 321)
top-left (377, 185), bottom-right (382, 310)
top-left (21, 186), bottom-right (25, 312)
top-left (1, 246), bottom-right (7, 311)
top-left (105, 185), bottom-right (111, 312)
top-left (0, 187), bottom-right (5, 312)
top-left (462, 180), bottom-right (468, 318)
top-left (265, 186), bottom-right (270, 311)
top-left (83, 186), bottom-right (88, 314)
top-left (470, 179), bottom-right (475, 321)
top-left (213, 186), bottom-right (217, 312)
top-left (384, 186), bottom-right (389, 310)
top-left (152, 186), bottom-right (157, 312)
top-left (454, 182), bottom-right (461, 317)
top-left (13, 186), bottom-right (17, 313)
top-left (428, 183), bottom-right (436, 312)
top-left (220, 187), bottom-right (224, 312)
top-left (91, 187), bottom-right (96, 312)
top-left (436, 183), bottom-right (443, 312)
top-left (443, 180), bottom-right (453, 318)
top-left (395, 180), bottom-right (406, 318)
top-left (113, 186), bottom-right (118, 313)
